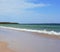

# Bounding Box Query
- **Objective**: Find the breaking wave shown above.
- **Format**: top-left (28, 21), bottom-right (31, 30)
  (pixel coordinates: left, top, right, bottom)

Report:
top-left (0, 26), bottom-right (60, 35)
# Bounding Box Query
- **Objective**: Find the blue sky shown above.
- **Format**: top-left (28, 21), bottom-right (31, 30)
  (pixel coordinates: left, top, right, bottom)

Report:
top-left (0, 0), bottom-right (60, 23)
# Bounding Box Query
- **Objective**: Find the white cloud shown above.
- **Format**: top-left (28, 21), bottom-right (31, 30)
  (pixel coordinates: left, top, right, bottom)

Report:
top-left (0, 0), bottom-right (50, 23)
top-left (0, 0), bottom-right (50, 11)
top-left (0, 0), bottom-right (50, 17)
top-left (20, 2), bottom-right (50, 8)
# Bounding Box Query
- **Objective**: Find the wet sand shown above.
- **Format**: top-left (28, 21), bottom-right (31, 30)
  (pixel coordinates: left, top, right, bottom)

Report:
top-left (31, 32), bottom-right (60, 39)
top-left (0, 28), bottom-right (60, 52)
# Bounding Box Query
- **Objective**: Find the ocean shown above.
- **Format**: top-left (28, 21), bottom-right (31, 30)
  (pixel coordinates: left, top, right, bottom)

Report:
top-left (0, 24), bottom-right (60, 35)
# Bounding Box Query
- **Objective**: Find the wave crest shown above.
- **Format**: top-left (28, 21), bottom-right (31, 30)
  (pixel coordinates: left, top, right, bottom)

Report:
top-left (0, 26), bottom-right (60, 35)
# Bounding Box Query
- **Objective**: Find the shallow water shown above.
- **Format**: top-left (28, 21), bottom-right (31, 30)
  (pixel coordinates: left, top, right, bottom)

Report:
top-left (0, 24), bottom-right (60, 32)
top-left (0, 28), bottom-right (60, 52)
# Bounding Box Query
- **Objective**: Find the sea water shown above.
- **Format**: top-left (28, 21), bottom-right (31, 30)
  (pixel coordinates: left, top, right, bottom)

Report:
top-left (0, 24), bottom-right (60, 35)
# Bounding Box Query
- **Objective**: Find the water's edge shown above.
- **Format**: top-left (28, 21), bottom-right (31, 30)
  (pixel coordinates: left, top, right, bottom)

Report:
top-left (0, 26), bottom-right (60, 35)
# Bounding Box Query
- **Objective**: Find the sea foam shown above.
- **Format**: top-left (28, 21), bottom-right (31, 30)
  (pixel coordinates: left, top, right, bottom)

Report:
top-left (0, 26), bottom-right (60, 35)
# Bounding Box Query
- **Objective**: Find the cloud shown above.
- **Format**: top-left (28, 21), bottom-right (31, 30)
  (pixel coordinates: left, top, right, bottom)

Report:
top-left (20, 2), bottom-right (50, 8)
top-left (0, 0), bottom-right (50, 11)
top-left (0, 0), bottom-right (51, 23)
top-left (0, 0), bottom-right (50, 16)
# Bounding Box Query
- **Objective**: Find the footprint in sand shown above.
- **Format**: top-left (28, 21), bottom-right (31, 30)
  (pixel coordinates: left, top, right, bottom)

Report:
top-left (0, 42), bottom-right (15, 52)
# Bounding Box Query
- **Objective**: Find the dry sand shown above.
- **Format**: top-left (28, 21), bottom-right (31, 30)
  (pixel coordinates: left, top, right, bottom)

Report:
top-left (0, 42), bottom-right (15, 52)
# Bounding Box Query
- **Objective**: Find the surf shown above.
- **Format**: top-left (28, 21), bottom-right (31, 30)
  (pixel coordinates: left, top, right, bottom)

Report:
top-left (0, 26), bottom-right (60, 35)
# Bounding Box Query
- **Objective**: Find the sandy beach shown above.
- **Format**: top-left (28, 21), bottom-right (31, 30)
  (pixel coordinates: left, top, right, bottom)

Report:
top-left (0, 42), bottom-right (15, 52)
top-left (0, 27), bottom-right (60, 52)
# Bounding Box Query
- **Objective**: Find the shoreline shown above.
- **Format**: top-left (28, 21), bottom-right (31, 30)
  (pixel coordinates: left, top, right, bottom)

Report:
top-left (0, 26), bottom-right (60, 35)
top-left (0, 26), bottom-right (60, 39)
top-left (0, 26), bottom-right (60, 52)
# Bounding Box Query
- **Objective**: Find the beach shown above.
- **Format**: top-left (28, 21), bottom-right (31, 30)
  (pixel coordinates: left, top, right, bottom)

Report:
top-left (0, 27), bottom-right (60, 52)
top-left (0, 42), bottom-right (15, 52)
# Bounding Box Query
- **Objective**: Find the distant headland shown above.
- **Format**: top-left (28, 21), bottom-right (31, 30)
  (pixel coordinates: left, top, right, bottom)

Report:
top-left (0, 22), bottom-right (19, 24)
top-left (0, 22), bottom-right (60, 25)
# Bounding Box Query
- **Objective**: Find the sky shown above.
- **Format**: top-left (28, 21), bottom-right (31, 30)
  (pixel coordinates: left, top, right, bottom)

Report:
top-left (0, 0), bottom-right (60, 23)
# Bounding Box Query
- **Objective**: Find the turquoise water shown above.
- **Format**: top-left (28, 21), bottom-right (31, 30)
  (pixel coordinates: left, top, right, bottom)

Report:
top-left (0, 24), bottom-right (60, 32)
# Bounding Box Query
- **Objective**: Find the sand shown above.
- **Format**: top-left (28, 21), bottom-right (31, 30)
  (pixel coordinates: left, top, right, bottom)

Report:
top-left (31, 32), bottom-right (60, 39)
top-left (0, 42), bottom-right (15, 52)
top-left (0, 28), bottom-right (60, 52)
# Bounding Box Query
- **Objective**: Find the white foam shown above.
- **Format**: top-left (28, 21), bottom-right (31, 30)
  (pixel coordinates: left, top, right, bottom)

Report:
top-left (0, 26), bottom-right (60, 35)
